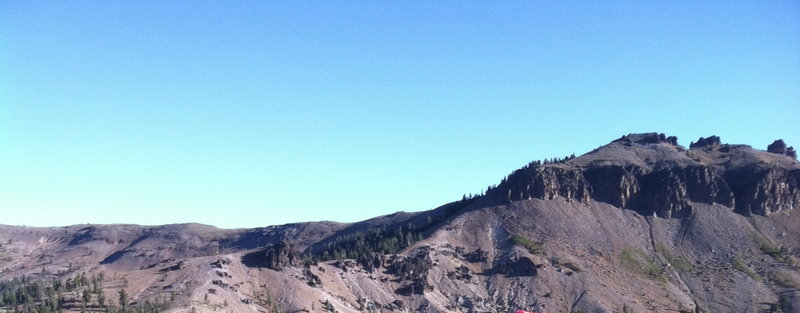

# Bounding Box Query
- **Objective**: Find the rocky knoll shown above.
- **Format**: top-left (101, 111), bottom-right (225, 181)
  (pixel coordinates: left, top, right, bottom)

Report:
top-left (491, 133), bottom-right (800, 218)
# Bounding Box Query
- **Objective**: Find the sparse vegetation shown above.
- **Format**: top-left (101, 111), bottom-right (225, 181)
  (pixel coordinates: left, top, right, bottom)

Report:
top-left (619, 248), bottom-right (665, 281)
top-left (0, 243), bottom-right (8, 266)
top-left (0, 272), bottom-right (170, 313)
top-left (321, 299), bottom-right (338, 313)
top-left (509, 235), bottom-right (542, 254)
top-left (732, 257), bottom-right (762, 281)
top-left (307, 199), bottom-right (477, 262)
top-left (655, 244), bottom-right (694, 272)
top-left (253, 286), bottom-right (281, 313)
top-left (753, 233), bottom-right (796, 265)
top-left (642, 258), bottom-right (664, 280)
top-left (304, 150), bottom-right (580, 263)
top-left (307, 223), bottom-right (424, 262)
top-left (770, 272), bottom-right (800, 290)
top-left (619, 248), bottom-right (638, 267)
top-left (756, 234), bottom-right (782, 254)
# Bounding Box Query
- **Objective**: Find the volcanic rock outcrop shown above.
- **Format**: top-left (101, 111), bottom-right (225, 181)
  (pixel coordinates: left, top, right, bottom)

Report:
top-left (767, 139), bottom-right (798, 158)
top-left (491, 133), bottom-right (800, 217)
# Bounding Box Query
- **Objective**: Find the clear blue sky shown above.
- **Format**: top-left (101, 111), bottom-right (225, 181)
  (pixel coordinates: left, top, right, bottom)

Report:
top-left (1, 1), bottom-right (799, 228)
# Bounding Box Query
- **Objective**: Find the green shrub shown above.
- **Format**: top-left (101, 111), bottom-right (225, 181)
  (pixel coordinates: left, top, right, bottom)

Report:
top-left (509, 235), bottom-right (542, 254)
top-left (732, 257), bottom-right (762, 281)
top-left (619, 248), bottom-right (665, 281)
top-left (771, 272), bottom-right (800, 290)
top-left (655, 244), bottom-right (694, 272)
top-left (753, 233), bottom-right (790, 263)
top-left (619, 248), bottom-right (639, 268)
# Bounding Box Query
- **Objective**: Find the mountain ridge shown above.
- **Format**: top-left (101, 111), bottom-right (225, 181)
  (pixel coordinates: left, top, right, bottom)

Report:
top-left (2, 132), bottom-right (800, 313)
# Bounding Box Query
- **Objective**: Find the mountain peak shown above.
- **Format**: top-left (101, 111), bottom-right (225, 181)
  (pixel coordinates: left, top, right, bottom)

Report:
top-left (613, 132), bottom-right (679, 146)
top-left (491, 133), bottom-right (800, 218)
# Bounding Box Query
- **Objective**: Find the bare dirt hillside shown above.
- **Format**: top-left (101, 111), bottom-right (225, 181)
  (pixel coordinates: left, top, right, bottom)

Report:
top-left (2, 133), bottom-right (799, 313)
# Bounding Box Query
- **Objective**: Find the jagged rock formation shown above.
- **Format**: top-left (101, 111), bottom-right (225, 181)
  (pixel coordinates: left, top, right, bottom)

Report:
top-left (389, 248), bottom-right (434, 295)
top-left (492, 133), bottom-right (800, 217)
top-left (357, 252), bottom-right (387, 273)
top-left (768, 139), bottom-right (798, 158)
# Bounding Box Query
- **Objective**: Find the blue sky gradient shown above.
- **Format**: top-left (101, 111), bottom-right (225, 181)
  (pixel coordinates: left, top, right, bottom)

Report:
top-left (2, 1), bottom-right (799, 228)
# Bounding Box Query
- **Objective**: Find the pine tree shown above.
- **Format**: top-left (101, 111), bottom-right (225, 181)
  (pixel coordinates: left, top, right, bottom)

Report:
top-left (118, 289), bottom-right (128, 312)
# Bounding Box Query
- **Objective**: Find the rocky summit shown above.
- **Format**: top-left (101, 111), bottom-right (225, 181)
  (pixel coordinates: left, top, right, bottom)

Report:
top-left (493, 133), bottom-right (800, 218)
top-left (2, 133), bottom-right (800, 313)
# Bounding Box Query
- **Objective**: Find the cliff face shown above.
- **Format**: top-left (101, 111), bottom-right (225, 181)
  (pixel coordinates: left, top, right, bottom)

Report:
top-left (503, 167), bottom-right (591, 203)
top-left (492, 133), bottom-right (799, 218)
top-left (725, 165), bottom-right (800, 215)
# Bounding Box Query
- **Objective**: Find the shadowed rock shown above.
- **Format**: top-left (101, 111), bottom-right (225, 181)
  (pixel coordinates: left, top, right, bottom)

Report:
top-left (241, 240), bottom-right (298, 270)
top-left (389, 248), bottom-right (434, 295)
top-left (768, 139), bottom-right (797, 159)
top-left (493, 251), bottom-right (538, 277)
top-left (690, 136), bottom-right (721, 149)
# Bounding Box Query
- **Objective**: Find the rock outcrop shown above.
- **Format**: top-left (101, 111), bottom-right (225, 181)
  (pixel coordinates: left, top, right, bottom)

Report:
top-left (767, 139), bottom-right (797, 159)
top-left (690, 135), bottom-right (721, 149)
top-left (357, 252), bottom-right (386, 273)
top-left (503, 167), bottom-right (591, 203)
top-left (389, 248), bottom-right (434, 295)
top-left (491, 133), bottom-right (800, 217)
top-left (493, 251), bottom-right (538, 277)
top-left (725, 165), bottom-right (800, 215)
top-left (262, 240), bottom-right (298, 270)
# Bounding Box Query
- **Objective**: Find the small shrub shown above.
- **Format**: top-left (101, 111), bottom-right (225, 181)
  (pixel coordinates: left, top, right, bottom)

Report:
top-left (619, 248), bottom-right (638, 267)
top-left (619, 248), bottom-right (665, 281)
top-left (509, 235), bottom-right (542, 254)
top-left (656, 244), bottom-right (694, 272)
top-left (642, 259), bottom-right (663, 276)
top-left (771, 272), bottom-right (800, 290)
top-left (732, 257), bottom-right (762, 281)
top-left (753, 233), bottom-right (790, 263)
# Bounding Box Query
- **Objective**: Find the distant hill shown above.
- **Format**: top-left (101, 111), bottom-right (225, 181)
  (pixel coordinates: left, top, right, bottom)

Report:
top-left (2, 132), bottom-right (799, 313)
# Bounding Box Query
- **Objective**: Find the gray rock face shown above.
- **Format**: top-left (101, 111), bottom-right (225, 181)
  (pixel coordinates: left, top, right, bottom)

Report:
top-left (582, 165), bottom-right (641, 208)
top-left (503, 167), bottom-right (590, 203)
top-left (726, 166), bottom-right (800, 216)
top-left (492, 133), bottom-right (800, 217)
